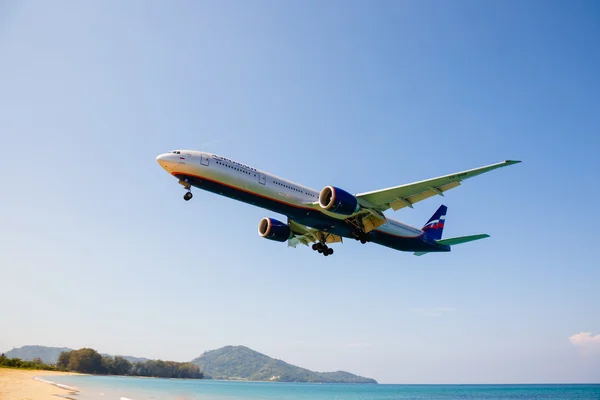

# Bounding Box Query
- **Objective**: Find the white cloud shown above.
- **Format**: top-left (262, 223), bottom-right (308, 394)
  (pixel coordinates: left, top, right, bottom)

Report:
top-left (412, 307), bottom-right (456, 317)
top-left (569, 332), bottom-right (600, 351)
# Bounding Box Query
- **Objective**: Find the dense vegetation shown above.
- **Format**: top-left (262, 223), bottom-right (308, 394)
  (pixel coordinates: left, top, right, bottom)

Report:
top-left (1, 348), bottom-right (202, 379)
top-left (0, 353), bottom-right (58, 370)
top-left (4, 345), bottom-right (148, 364)
top-left (191, 345), bottom-right (377, 383)
top-left (57, 348), bottom-right (203, 378)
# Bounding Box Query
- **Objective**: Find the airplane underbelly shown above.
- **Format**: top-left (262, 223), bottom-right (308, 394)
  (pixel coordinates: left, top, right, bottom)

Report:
top-left (179, 173), bottom-right (359, 236)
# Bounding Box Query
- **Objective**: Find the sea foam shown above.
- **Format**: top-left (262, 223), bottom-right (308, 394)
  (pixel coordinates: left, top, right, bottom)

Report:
top-left (34, 376), bottom-right (78, 391)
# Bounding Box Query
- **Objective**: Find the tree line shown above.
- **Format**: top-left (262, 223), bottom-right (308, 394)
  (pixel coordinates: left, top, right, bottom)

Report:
top-left (0, 354), bottom-right (57, 370)
top-left (1, 348), bottom-right (203, 379)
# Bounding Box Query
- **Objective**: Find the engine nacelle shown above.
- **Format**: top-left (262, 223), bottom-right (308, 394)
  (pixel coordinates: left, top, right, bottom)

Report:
top-left (258, 217), bottom-right (291, 242)
top-left (319, 186), bottom-right (359, 216)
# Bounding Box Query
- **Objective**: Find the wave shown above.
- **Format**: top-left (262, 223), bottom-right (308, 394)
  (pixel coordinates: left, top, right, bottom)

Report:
top-left (35, 376), bottom-right (140, 400)
top-left (34, 376), bottom-right (79, 392)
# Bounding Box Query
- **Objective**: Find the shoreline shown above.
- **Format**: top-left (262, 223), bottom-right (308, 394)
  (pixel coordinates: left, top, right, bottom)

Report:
top-left (0, 368), bottom-right (82, 400)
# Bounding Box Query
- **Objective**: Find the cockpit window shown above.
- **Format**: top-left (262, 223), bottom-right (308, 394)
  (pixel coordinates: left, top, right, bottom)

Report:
top-left (171, 151), bottom-right (181, 154)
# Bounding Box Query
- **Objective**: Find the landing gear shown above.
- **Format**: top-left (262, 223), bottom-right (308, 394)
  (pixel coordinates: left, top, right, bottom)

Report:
top-left (179, 179), bottom-right (193, 201)
top-left (353, 232), bottom-right (370, 244)
top-left (312, 242), bottom-right (334, 256)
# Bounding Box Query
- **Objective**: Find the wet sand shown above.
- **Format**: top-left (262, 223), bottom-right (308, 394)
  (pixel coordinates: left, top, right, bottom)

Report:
top-left (0, 368), bottom-right (81, 399)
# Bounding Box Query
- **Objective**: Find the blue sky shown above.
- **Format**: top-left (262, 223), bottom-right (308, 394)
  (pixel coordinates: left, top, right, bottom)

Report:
top-left (1, 0), bottom-right (599, 384)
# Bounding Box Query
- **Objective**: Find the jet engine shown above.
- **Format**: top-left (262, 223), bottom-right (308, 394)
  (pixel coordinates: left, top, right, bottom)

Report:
top-left (258, 217), bottom-right (291, 242)
top-left (319, 186), bottom-right (359, 215)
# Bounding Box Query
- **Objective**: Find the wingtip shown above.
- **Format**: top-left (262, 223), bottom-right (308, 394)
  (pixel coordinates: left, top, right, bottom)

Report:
top-left (505, 160), bottom-right (522, 164)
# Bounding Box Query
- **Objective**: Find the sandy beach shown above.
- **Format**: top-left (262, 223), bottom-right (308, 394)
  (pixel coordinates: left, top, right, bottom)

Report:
top-left (0, 368), bottom-right (80, 400)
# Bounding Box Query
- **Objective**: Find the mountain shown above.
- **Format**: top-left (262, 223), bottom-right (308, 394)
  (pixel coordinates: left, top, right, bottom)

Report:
top-left (190, 345), bottom-right (377, 384)
top-left (4, 345), bottom-right (72, 364)
top-left (4, 345), bottom-right (377, 383)
top-left (4, 346), bottom-right (148, 364)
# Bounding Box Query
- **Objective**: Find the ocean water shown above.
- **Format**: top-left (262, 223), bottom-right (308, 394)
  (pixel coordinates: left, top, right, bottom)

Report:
top-left (43, 375), bottom-right (600, 400)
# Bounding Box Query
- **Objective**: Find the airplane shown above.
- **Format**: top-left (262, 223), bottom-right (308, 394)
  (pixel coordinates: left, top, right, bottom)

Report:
top-left (156, 151), bottom-right (520, 256)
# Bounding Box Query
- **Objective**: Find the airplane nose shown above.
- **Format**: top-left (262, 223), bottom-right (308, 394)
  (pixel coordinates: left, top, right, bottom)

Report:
top-left (156, 153), bottom-right (172, 169)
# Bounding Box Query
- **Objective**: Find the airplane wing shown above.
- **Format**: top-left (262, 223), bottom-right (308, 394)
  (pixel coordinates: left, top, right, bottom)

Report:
top-left (287, 219), bottom-right (343, 248)
top-left (355, 160), bottom-right (521, 212)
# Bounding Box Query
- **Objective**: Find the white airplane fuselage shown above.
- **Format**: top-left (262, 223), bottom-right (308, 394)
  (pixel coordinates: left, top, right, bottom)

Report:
top-left (157, 150), bottom-right (447, 253)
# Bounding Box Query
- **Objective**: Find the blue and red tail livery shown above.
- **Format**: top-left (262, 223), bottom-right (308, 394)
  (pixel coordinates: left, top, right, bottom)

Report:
top-left (422, 205), bottom-right (447, 240)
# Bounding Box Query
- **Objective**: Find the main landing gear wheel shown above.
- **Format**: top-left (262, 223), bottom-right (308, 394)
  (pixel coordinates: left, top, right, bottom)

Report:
top-left (183, 192), bottom-right (193, 201)
top-left (312, 242), bottom-right (334, 256)
top-left (354, 232), bottom-right (370, 244)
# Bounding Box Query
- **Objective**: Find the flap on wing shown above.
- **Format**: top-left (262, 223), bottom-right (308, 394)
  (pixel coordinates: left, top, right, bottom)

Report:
top-left (287, 219), bottom-right (343, 248)
top-left (356, 160), bottom-right (520, 212)
top-left (388, 182), bottom-right (461, 211)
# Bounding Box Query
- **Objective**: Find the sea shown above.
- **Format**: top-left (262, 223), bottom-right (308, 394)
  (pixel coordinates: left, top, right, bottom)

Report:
top-left (41, 375), bottom-right (600, 400)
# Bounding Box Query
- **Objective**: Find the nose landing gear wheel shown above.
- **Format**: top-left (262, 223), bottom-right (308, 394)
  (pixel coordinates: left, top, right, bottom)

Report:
top-left (183, 192), bottom-right (193, 201)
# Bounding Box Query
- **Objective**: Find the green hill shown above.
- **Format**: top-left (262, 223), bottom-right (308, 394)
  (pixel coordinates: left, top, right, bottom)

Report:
top-left (190, 345), bottom-right (377, 383)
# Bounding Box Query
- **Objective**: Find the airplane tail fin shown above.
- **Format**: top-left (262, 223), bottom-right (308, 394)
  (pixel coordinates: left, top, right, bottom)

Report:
top-left (422, 205), bottom-right (447, 240)
top-left (415, 207), bottom-right (489, 256)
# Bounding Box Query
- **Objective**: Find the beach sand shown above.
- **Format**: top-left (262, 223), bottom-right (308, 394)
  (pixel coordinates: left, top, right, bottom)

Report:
top-left (0, 368), bottom-right (80, 400)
